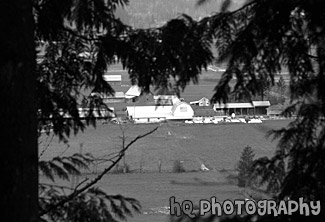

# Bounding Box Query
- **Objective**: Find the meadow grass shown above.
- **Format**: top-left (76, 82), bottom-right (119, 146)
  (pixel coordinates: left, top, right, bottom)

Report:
top-left (39, 120), bottom-right (290, 222)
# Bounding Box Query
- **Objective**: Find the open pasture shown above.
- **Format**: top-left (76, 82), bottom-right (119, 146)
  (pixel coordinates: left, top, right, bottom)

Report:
top-left (40, 119), bottom-right (290, 222)
top-left (40, 120), bottom-right (290, 172)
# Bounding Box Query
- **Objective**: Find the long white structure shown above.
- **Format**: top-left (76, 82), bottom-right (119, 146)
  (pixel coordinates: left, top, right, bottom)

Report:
top-left (126, 101), bottom-right (194, 123)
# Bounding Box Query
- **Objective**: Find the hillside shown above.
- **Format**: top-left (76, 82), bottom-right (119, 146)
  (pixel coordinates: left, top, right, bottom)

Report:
top-left (116, 0), bottom-right (246, 28)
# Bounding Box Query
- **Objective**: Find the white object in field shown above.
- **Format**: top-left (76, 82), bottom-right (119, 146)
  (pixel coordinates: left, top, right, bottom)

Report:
top-left (200, 163), bottom-right (209, 171)
top-left (185, 120), bottom-right (193, 124)
top-left (193, 119), bottom-right (203, 123)
top-left (238, 118), bottom-right (247, 123)
top-left (248, 119), bottom-right (263, 124)
top-left (212, 118), bottom-right (223, 124)
top-left (212, 119), bottom-right (219, 124)
top-left (225, 117), bottom-right (232, 122)
top-left (203, 118), bottom-right (212, 123)
top-left (231, 119), bottom-right (241, 123)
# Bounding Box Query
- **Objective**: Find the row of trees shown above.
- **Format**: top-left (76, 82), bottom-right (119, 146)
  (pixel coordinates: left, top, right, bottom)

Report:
top-left (1, 0), bottom-right (325, 221)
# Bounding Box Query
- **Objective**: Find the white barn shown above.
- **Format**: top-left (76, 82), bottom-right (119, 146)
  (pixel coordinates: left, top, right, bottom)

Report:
top-left (169, 101), bottom-right (194, 120)
top-left (126, 101), bottom-right (194, 123)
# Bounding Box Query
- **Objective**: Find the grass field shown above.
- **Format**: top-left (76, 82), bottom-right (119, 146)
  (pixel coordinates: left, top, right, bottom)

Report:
top-left (40, 119), bottom-right (291, 222)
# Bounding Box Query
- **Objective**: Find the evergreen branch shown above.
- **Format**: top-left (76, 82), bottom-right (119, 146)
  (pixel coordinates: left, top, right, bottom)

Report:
top-left (63, 26), bottom-right (100, 42)
top-left (73, 177), bottom-right (89, 192)
top-left (226, 0), bottom-right (257, 16)
top-left (38, 133), bottom-right (54, 159)
top-left (40, 126), bottom-right (158, 217)
top-left (39, 183), bottom-right (75, 191)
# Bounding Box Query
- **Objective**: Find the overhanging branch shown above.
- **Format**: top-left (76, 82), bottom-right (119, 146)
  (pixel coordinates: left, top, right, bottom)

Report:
top-left (40, 126), bottom-right (158, 217)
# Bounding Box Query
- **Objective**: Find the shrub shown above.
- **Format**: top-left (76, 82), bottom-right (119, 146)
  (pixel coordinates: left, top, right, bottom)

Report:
top-left (237, 146), bottom-right (255, 187)
top-left (157, 158), bottom-right (163, 173)
top-left (112, 163), bottom-right (131, 174)
top-left (172, 160), bottom-right (185, 173)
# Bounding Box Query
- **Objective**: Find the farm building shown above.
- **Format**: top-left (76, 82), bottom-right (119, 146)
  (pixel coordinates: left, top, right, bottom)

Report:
top-left (267, 104), bottom-right (287, 116)
top-left (125, 85), bottom-right (141, 99)
top-left (213, 101), bottom-right (271, 116)
top-left (252, 101), bottom-right (271, 115)
top-left (102, 92), bottom-right (125, 103)
top-left (126, 101), bottom-right (194, 123)
top-left (90, 91), bottom-right (125, 103)
top-left (103, 75), bottom-right (122, 85)
top-left (190, 97), bottom-right (211, 106)
top-left (170, 101), bottom-right (194, 120)
top-left (192, 106), bottom-right (216, 117)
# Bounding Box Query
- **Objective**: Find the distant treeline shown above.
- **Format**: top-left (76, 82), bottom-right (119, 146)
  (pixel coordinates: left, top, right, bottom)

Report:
top-left (116, 0), bottom-right (245, 28)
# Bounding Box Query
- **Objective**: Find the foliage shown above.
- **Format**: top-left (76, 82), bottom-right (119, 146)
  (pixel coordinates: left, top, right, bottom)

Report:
top-left (39, 127), bottom-right (158, 222)
top-left (237, 146), bottom-right (255, 187)
top-left (172, 160), bottom-right (186, 173)
top-left (205, 0), bottom-right (325, 207)
top-left (112, 163), bottom-right (131, 174)
top-left (39, 153), bottom-right (94, 181)
top-left (276, 76), bottom-right (287, 101)
top-left (40, 186), bottom-right (141, 222)
top-left (35, 0), bottom-right (129, 140)
top-left (118, 14), bottom-right (213, 95)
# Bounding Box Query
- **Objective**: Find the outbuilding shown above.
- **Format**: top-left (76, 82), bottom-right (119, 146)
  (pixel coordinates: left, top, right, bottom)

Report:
top-left (190, 97), bottom-right (211, 106)
top-left (126, 101), bottom-right (194, 123)
top-left (213, 101), bottom-right (270, 116)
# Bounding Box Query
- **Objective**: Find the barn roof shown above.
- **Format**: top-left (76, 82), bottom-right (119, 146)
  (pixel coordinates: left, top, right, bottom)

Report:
top-left (125, 85), bottom-right (141, 98)
top-left (103, 75), bottom-right (122, 82)
top-left (190, 97), bottom-right (210, 104)
top-left (213, 101), bottom-right (271, 109)
top-left (252, 101), bottom-right (271, 107)
top-left (214, 103), bottom-right (254, 109)
top-left (171, 101), bottom-right (190, 113)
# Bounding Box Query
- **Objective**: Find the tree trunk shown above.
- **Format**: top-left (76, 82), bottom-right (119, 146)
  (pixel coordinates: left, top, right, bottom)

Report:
top-left (0, 1), bottom-right (38, 221)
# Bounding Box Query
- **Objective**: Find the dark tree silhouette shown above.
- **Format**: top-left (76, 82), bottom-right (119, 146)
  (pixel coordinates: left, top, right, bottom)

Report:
top-left (0, 1), bottom-right (38, 221)
top-left (237, 146), bottom-right (255, 187)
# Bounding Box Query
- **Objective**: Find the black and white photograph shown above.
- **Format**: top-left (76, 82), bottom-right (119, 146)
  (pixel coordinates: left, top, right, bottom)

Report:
top-left (1, 0), bottom-right (324, 221)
